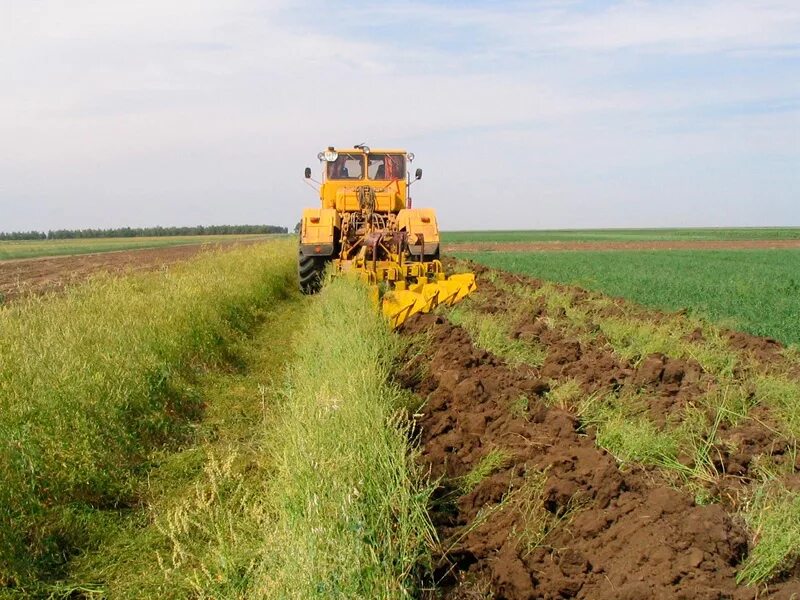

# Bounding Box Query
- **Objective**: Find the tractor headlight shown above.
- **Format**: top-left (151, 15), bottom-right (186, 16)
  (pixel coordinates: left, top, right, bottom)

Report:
top-left (322, 150), bottom-right (338, 162)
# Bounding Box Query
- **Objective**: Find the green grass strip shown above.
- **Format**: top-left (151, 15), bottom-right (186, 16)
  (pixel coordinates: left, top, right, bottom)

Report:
top-left (0, 239), bottom-right (296, 587)
top-left (251, 277), bottom-right (434, 598)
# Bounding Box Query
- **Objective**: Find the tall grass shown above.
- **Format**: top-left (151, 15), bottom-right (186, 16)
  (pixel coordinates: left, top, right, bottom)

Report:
top-left (577, 392), bottom-right (682, 468)
top-left (57, 298), bottom-right (307, 599)
top-left (0, 239), bottom-right (295, 587)
top-left (754, 375), bottom-right (800, 438)
top-left (61, 276), bottom-right (435, 599)
top-left (249, 277), bottom-right (435, 598)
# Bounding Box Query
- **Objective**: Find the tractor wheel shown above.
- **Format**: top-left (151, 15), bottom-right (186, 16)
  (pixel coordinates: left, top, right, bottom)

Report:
top-left (298, 252), bottom-right (326, 294)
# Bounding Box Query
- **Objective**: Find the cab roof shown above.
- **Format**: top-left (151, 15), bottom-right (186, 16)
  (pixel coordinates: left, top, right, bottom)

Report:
top-left (329, 148), bottom-right (408, 154)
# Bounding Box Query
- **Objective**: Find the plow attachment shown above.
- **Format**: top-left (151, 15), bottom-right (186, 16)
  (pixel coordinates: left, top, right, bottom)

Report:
top-left (382, 272), bottom-right (477, 329)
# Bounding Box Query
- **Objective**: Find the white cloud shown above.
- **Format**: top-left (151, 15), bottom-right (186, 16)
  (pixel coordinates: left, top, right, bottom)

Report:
top-left (0, 0), bottom-right (798, 231)
top-left (352, 0), bottom-right (800, 56)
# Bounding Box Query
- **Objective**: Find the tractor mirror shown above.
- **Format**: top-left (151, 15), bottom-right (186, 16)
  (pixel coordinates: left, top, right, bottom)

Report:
top-left (304, 167), bottom-right (312, 179)
top-left (415, 168), bottom-right (423, 180)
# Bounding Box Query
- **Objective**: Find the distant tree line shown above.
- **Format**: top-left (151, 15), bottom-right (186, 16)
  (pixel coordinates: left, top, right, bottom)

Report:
top-left (0, 225), bottom-right (288, 241)
top-left (0, 231), bottom-right (48, 240)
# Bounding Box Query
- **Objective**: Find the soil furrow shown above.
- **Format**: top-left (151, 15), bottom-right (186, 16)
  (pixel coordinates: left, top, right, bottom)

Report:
top-left (398, 267), bottom-right (800, 599)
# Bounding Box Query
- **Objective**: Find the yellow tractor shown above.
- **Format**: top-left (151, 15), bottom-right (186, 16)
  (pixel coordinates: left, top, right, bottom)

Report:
top-left (299, 144), bottom-right (476, 328)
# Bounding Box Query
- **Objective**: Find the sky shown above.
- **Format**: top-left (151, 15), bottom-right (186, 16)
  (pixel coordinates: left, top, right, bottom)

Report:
top-left (1, 0), bottom-right (799, 232)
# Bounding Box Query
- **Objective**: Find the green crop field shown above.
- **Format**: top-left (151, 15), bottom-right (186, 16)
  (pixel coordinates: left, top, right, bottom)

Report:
top-left (442, 227), bottom-right (800, 244)
top-left (456, 249), bottom-right (800, 346)
top-left (0, 234), bottom-right (281, 261)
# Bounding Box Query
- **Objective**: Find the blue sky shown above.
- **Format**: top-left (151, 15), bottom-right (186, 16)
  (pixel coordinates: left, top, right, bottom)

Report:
top-left (1, 0), bottom-right (798, 231)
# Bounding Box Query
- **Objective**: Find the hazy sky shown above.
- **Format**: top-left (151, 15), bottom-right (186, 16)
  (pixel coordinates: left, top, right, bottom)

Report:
top-left (2, 0), bottom-right (799, 232)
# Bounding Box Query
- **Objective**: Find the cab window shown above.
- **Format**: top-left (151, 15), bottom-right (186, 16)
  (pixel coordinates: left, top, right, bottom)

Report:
top-left (368, 154), bottom-right (406, 179)
top-left (327, 154), bottom-right (364, 180)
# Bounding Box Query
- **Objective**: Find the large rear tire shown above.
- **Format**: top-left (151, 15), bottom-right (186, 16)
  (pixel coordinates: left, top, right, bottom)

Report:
top-left (298, 252), bottom-right (326, 294)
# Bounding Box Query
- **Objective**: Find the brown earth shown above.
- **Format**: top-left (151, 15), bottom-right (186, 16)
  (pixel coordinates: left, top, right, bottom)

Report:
top-left (444, 240), bottom-right (800, 253)
top-left (466, 263), bottom-right (799, 490)
top-left (0, 239), bottom-right (266, 303)
top-left (398, 266), bottom-right (800, 599)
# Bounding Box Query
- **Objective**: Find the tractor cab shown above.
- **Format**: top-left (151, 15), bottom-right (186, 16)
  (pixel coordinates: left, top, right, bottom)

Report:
top-left (306, 147), bottom-right (420, 214)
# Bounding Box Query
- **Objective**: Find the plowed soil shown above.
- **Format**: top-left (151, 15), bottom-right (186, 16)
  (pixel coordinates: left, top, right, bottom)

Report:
top-left (444, 240), bottom-right (800, 253)
top-left (398, 266), bottom-right (800, 599)
top-left (0, 239), bottom-right (265, 303)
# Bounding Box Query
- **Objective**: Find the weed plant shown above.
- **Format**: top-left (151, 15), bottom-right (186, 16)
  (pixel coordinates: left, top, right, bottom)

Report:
top-left (544, 379), bottom-right (583, 410)
top-left (599, 316), bottom-right (738, 376)
top-left (578, 392), bottom-right (681, 467)
top-left (459, 450), bottom-right (511, 493)
top-left (738, 484), bottom-right (800, 585)
top-left (754, 375), bottom-right (800, 438)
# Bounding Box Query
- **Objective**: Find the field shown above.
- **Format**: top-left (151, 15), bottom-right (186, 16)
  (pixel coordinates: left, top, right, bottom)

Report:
top-left (0, 233), bottom-right (278, 261)
top-left (0, 237), bottom-right (274, 303)
top-left (454, 249), bottom-right (800, 347)
top-left (398, 264), bottom-right (800, 597)
top-left (442, 227), bottom-right (800, 244)
top-left (1, 233), bottom-right (799, 598)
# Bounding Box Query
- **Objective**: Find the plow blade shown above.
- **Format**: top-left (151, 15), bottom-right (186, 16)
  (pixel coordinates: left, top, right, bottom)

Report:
top-left (381, 273), bottom-right (477, 329)
top-left (432, 273), bottom-right (478, 307)
top-left (382, 289), bottom-right (423, 330)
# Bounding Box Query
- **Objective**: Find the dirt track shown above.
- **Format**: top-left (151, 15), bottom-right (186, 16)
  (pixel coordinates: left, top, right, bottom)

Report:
top-left (444, 239), bottom-right (800, 253)
top-left (399, 265), bottom-right (800, 599)
top-left (0, 240), bottom-right (263, 303)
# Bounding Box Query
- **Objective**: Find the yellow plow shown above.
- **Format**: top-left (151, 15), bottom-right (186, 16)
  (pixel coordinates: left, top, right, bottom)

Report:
top-left (382, 272), bottom-right (477, 329)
